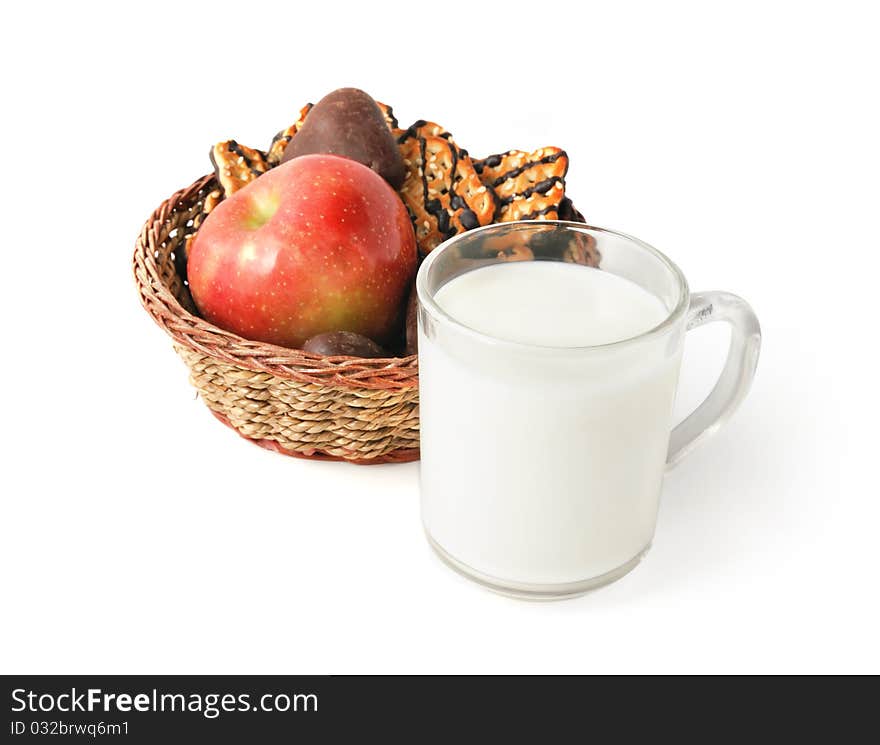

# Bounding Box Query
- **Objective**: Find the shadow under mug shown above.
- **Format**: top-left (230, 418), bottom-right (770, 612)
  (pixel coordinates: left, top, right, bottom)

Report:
top-left (416, 222), bottom-right (761, 600)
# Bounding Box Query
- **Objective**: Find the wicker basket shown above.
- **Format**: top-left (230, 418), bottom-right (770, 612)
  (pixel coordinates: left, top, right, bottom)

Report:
top-left (135, 173), bottom-right (588, 463)
top-left (133, 174), bottom-right (420, 464)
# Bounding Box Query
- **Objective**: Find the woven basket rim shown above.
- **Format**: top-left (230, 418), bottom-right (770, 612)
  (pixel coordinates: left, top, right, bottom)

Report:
top-left (133, 174), bottom-right (419, 391)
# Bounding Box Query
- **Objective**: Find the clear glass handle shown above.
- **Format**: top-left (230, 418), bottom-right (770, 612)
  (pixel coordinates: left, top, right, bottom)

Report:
top-left (667, 291), bottom-right (762, 469)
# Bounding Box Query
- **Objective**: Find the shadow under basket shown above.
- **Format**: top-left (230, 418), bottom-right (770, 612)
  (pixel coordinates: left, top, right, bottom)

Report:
top-left (133, 175), bottom-right (420, 464)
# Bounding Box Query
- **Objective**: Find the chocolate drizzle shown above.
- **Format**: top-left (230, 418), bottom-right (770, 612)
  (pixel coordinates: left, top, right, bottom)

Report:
top-left (498, 176), bottom-right (563, 205)
top-left (472, 148), bottom-right (570, 222)
top-left (269, 129), bottom-right (288, 149)
top-left (557, 197), bottom-right (586, 223)
top-left (520, 204), bottom-right (562, 220)
top-left (227, 140), bottom-right (265, 177)
top-left (417, 135), bottom-right (431, 235)
top-left (474, 153), bottom-right (503, 174)
top-left (398, 120), bottom-right (426, 144)
top-left (459, 209), bottom-right (479, 230)
top-left (405, 127), bottom-right (475, 242)
top-left (484, 151), bottom-right (565, 188)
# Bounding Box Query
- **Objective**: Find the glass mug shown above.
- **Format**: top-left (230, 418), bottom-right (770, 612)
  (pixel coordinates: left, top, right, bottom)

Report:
top-left (416, 222), bottom-right (761, 599)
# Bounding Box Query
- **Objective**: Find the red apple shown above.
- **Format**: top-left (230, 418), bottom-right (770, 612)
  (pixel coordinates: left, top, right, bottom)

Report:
top-left (187, 154), bottom-right (417, 348)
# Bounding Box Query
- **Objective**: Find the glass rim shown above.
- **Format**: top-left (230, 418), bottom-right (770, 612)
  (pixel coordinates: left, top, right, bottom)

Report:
top-left (415, 221), bottom-right (690, 353)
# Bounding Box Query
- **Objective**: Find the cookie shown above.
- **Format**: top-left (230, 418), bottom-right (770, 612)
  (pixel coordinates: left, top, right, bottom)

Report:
top-left (376, 101), bottom-right (399, 130)
top-left (397, 127), bottom-right (497, 254)
top-left (397, 119), bottom-right (451, 141)
top-left (209, 140), bottom-right (270, 198)
top-left (266, 103), bottom-right (314, 165)
top-left (397, 137), bottom-right (438, 251)
top-left (203, 188), bottom-right (223, 215)
top-left (474, 147), bottom-right (569, 222)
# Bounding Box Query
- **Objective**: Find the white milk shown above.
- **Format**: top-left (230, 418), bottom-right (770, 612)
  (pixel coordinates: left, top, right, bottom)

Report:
top-left (433, 262), bottom-right (669, 347)
top-left (419, 262), bottom-right (683, 586)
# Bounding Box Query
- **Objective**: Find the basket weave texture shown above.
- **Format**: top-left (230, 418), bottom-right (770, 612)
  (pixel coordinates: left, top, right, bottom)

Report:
top-left (133, 175), bottom-right (420, 464)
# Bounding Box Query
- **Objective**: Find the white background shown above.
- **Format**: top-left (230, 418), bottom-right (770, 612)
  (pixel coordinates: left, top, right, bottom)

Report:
top-left (2, 1), bottom-right (878, 674)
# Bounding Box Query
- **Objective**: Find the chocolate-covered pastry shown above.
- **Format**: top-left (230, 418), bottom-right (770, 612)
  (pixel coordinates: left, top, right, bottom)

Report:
top-left (269, 100), bottom-right (400, 165)
top-left (279, 88), bottom-right (406, 189)
top-left (302, 331), bottom-right (387, 358)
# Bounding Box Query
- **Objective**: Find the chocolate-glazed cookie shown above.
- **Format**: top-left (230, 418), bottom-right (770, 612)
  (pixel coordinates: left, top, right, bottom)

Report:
top-left (209, 140), bottom-right (270, 198)
top-left (397, 127), bottom-right (496, 255)
top-left (473, 147), bottom-right (570, 222)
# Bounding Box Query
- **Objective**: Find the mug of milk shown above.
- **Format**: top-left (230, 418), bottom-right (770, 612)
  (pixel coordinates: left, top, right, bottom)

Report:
top-left (416, 222), bottom-right (761, 599)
